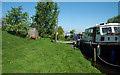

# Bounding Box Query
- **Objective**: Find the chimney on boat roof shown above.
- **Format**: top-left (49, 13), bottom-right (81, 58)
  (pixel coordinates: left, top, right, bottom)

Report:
top-left (100, 23), bottom-right (104, 25)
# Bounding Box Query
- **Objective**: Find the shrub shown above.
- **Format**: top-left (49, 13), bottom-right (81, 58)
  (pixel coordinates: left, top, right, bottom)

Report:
top-left (65, 38), bottom-right (73, 41)
top-left (26, 35), bottom-right (31, 40)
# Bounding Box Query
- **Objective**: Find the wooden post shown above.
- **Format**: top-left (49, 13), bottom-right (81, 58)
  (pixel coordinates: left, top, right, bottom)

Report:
top-left (55, 14), bottom-right (59, 42)
top-left (94, 48), bottom-right (96, 62)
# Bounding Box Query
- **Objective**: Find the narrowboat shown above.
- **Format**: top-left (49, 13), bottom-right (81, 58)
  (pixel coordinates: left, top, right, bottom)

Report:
top-left (78, 23), bottom-right (120, 67)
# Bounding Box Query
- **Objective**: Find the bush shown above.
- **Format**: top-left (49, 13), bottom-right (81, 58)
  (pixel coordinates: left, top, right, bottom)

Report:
top-left (58, 35), bottom-right (65, 40)
top-left (65, 38), bottom-right (73, 41)
top-left (26, 35), bottom-right (31, 40)
top-left (51, 33), bottom-right (55, 40)
top-left (2, 25), bottom-right (7, 31)
top-left (51, 33), bottom-right (65, 41)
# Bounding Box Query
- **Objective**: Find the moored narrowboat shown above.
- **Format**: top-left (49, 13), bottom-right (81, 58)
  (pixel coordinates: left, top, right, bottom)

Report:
top-left (78, 23), bottom-right (120, 66)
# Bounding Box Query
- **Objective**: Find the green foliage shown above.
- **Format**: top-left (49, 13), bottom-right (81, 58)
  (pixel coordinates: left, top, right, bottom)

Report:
top-left (58, 34), bottom-right (65, 40)
top-left (70, 29), bottom-right (75, 35)
top-left (65, 38), bottom-right (73, 41)
top-left (4, 6), bottom-right (29, 25)
top-left (2, 25), bottom-right (6, 31)
top-left (3, 6), bottom-right (30, 37)
top-left (34, 2), bottom-right (59, 37)
top-left (51, 33), bottom-right (55, 40)
top-left (107, 15), bottom-right (120, 23)
top-left (2, 18), bottom-right (8, 31)
top-left (58, 26), bottom-right (64, 35)
top-left (26, 34), bottom-right (31, 40)
top-left (5, 22), bottom-right (28, 33)
top-left (51, 26), bottom-right (65, 40)
top-left (57, 26), bottom-right (64, 40)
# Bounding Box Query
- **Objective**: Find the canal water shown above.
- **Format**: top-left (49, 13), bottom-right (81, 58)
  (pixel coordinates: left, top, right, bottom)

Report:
top-left (93, 58), bottom-right (120, 73)
top-left (70, 44), bottom-right (120, 73)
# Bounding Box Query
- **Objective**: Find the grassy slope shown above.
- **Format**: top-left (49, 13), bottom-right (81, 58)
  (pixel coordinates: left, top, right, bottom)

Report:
top-left (2, 31), bottom-right (100, 73)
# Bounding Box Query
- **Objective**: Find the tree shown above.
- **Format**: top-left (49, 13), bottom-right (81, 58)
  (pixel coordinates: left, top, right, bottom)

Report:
top-left (57, 26), bottom-right (64, 39)
top-left (1, 18), bottom-right (6, 30)
top-left (34, 2), bottom-right (59, 37)
top-left (3, 6), bottom-right (30, 36)
top-left (58, 26), bottom-right (64, 35)
top-left (107, 15), bottom-right (120, 23)
top-left (51, 26), bottom-right (64, 40)
top-left (70, 29), bottom-right (75, 35)
top-left (78, 32), bottom-right (81, 34)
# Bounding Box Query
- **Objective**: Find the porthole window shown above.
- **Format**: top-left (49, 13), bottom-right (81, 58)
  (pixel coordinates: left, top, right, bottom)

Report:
top-left (115, 37), bottom-right (117, 41)
top-left (101, 37), bottom-right (104, 41)
top-left (108, 37), bottom-right (110, 40)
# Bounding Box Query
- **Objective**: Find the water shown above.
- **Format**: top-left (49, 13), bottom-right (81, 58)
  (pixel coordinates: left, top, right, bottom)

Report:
top-left (93, 58), bottom-right (120, 73)
top-left (81, 51), bottom-right (120, 73)
top-left (69, 44), bottom-right (120, 73)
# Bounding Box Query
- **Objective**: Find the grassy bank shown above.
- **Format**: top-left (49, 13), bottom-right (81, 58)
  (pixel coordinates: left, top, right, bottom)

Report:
top-left (2, 31), bottom-right (100, 73)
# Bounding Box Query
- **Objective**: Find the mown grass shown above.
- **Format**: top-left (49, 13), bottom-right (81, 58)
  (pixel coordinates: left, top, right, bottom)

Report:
top-left (2, 31), bottom-right (100, 73)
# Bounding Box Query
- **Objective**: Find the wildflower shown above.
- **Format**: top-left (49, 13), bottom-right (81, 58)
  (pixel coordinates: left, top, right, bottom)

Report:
top-left (10, 61), bottom-right (14, 64)
top-left (64, 70), bottom-right (66, 72)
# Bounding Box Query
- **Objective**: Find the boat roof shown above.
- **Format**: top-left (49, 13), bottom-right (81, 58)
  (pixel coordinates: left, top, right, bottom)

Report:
top-left (87, 23), bottom-right (120, 29)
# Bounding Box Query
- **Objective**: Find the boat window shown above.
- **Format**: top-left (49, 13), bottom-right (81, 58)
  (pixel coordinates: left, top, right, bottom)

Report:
top-left (90, 29), bottom-right (93, 33)
top-left (87, 29), bottom-right (93, 36)
top-left (88, 29), bottom-right (93, 33)
top-left (102, 27), bottom-right (112, 34)
top-left (97, 27), bottom-right (100, 34)
top-left (85, 29), bottom-right (88, 34)
top-left (114, 27), bottom-right (120, 33)
top-left (88, 29), bottom-right (91, 33)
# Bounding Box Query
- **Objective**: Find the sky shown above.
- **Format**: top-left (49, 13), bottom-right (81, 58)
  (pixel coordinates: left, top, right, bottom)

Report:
top-left (1, 0), bottom-right (120, 2)
top-left (2, 2), bottom-right (119, 33)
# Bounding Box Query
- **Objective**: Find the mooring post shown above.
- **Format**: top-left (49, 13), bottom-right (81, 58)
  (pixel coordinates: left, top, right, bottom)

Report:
top-left (94, 48), bottom-right (96, 62)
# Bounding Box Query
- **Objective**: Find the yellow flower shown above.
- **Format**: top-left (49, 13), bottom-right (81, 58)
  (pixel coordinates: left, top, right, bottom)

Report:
top-left (10, 61), bottom-right (14, 64)
top-left (64, 70), bottom-right (66, 72)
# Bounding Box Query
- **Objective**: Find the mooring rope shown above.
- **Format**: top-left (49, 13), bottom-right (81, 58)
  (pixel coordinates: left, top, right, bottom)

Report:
top-left (97, 56), bottom-right (120, 68)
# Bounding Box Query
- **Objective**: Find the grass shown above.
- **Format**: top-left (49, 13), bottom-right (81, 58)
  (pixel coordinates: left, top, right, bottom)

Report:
top-left (2, 31), bottom-right (100, 73)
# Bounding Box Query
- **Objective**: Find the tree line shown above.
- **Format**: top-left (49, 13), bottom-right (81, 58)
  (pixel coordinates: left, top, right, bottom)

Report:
top-left (2, 1), bottom-right (119, 39)
top-left (2, 2), bottom-right (64, 39)
top-left (107, 15), bottom-right (120, 23)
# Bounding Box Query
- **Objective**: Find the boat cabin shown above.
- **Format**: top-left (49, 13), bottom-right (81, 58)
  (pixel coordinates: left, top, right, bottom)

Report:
top-left (82, 23), bottom-right (120, 43)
